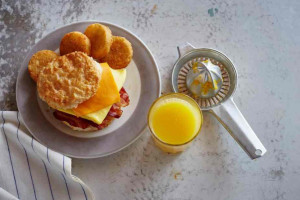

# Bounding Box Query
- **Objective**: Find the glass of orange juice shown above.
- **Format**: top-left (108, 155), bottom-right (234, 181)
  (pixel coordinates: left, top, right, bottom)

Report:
top-left (148, 93), bottom-right (203, 153)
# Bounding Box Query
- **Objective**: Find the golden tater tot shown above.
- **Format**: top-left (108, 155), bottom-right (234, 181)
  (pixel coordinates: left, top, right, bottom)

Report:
top-left (28, 50), bottom-right (58, 82)
top-left (100, 36), bottom-right (133, 69)
top-left (60, 31), bottom-right (91, 56)
top-left (84, 23), bottom-right (112, 59)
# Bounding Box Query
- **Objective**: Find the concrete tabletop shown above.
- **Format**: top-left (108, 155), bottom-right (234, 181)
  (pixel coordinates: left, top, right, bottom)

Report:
top-left (1, 0), bottom-right (300, 199)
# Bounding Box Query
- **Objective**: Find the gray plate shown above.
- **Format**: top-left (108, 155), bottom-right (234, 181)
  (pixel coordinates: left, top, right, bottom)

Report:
top-left (16, 21), bottom-right (161, 158)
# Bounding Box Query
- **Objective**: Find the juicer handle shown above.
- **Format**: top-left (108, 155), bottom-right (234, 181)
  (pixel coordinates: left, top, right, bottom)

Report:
top-left (210, 98), bottom-right (267, 159)
top-left (177, 43), bottom-right (195, 58)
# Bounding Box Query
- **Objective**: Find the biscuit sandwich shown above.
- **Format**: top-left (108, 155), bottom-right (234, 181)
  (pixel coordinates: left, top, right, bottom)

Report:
top-left (29, 23), bottom-right (132, 132)
top-left (35, 51), bottom-right (130, 131)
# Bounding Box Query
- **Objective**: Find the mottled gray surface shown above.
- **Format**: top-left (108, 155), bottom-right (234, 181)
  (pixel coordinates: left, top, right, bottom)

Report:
top-left (1, 0), bottom-right (300, 199)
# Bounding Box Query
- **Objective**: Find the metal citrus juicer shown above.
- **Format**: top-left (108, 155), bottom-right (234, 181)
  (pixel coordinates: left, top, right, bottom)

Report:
top-left (172, 43), bottom-right (267, 159)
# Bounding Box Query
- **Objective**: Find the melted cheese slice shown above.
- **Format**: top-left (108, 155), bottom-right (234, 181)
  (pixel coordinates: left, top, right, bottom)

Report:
top-left (58, 63), bottom-right (126, 124)
top-left (73, 63), bottom-right (120, 116)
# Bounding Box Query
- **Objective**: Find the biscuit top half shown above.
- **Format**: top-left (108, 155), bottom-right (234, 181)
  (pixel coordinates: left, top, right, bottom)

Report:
top-left (37, 52), bottom-right (102, 110)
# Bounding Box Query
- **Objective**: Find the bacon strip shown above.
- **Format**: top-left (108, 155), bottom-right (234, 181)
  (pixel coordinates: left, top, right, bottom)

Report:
top-left (118, 87), bottom-right (130, 107)
top-left (53, 110), bottom-right (96, 129)
top-left (107, 104), bottom-right (123, 118)
top-left (53, 87), bottom-right (130, 130)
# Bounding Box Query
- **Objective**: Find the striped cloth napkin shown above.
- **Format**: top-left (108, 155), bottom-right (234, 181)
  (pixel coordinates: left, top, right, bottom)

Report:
top-left (0, 111), bottom-right (94, 200)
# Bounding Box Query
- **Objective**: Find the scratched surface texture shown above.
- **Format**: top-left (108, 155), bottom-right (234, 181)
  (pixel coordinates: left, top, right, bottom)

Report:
top-left (1, 0), bottom-right (300, 199)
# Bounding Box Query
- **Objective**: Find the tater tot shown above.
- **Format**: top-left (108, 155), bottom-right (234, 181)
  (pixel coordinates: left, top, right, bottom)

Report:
top-left (60, 31), bottom-right (91, 56)
top-left (100, 36), bottom-right (133, 69)
top-left (84, 23), bottom-right (113, 59)
top-left (28, 50), bottom-right (58, 82)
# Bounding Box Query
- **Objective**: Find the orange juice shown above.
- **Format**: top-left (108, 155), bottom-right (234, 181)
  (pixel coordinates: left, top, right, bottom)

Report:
top-left (148, 93), bottom-right (202, 153)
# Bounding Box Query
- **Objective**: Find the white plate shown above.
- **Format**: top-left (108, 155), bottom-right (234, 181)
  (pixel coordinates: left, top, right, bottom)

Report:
top-left (16, 21), bottom-right (161, 158)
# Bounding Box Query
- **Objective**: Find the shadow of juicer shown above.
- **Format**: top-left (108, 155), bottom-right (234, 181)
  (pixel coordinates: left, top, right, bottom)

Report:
top-left (172, 43), bottom-right (267, 159)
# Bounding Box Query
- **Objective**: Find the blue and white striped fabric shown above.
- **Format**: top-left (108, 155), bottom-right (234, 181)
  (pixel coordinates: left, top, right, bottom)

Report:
top-left (0, 111), bottom-right (94, 200)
